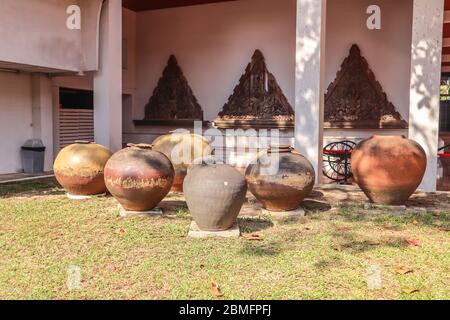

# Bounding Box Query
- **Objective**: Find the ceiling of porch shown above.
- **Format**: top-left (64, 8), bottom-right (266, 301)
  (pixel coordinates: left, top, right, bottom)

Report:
top-left (122, 0), bottom-right (237, 11)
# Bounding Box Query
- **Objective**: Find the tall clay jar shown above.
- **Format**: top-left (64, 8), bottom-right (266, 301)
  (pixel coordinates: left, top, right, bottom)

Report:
top-left (152, 132), bottom-right (212, 192)
top-left (183, 159), bottom-right (247, 231)
top-left (104, 144), bottom-right (175, 211)
top-left (54, 141), bottom-right (112, 196)
top-left (245, 145), bottom-right (315, 211)
top-left (352, 135), bottom-right (427, 205)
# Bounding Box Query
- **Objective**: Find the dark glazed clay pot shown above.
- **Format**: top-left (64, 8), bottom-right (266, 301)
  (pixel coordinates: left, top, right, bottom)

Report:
top-left (352, 135), bottom-right (427, 205)
top-left (54, 141), bottom-right (112, 196)
top-left (104, 144), bottom-right (175, 211)
top-left (183, 161), bottom-right (247, 231)
top-left (152, 132), bottom-right (212, 192)
top-left (245, 145), bottom-right (315, 211)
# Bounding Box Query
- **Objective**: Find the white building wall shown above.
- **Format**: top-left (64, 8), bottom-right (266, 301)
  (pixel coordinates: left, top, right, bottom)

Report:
top-left (0, 0), bottom-right (103, 72)
top-left (0, 72), bottom-right (33, 174)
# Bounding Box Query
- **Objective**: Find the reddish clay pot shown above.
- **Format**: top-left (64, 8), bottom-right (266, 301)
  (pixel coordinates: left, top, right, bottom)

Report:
top-left (152, 132), bottom-right (212, 192)
top-left (184, 160), bottom-right (247, 231)
top-left (104, 144), bottom-right (175, 211)
top-left (245, 145), bottom-right (315, 211)
top-left (352, 135), bottom-right (427, 205)
top-left (54, 141), bottom-right (112, 196)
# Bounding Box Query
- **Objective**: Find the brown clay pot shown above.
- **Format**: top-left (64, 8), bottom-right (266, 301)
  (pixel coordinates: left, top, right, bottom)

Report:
top-left (104, 144), bottom-right (175, 211)
top-left (152, 132), bottom-right (212, 192)
top-left (352, 135), bottom-right (427, 205)
top-left (54, 141), bottom-right (112, 196)
top-left (183, 160), bottom-right (247, 231)
top-left (245, 145), bottom-right (315, 211)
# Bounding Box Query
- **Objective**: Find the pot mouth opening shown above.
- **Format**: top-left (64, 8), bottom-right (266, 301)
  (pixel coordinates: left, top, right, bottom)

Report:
top-left (268, 144), bottom-right (293, 153)
top-left (127, 143), bottom-right (153, 150)
top-left (75, 140), bottom-right (93, 145)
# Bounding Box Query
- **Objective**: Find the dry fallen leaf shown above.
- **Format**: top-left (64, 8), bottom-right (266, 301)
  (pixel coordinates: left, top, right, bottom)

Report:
top-left (335, 226), bottom-right (349, 232)
top-left (116, 228), bottom-right (126, 235)
top-left (406, 239), bottom-right (420, 247)
top-left (245, 234), bottom-right (262, 241)
top-left (402, 288), bottom-right (420, 294)
top-left (412, 220), bottom-right (418, 225)
top-left (333, 245), bottom-right (343, 252)
top-left (395, 267), bottom-right (414, 275)
top-left (367, 240), bottom-right (382, 246)
top-left (439, 227), bottom-right (450, 232)
top-left (211, 282), bottom-right (224, 297)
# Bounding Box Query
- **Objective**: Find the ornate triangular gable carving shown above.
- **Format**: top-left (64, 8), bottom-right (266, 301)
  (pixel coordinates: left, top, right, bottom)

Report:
top-left (214, 50), bottom-right (294, 128)
top-left (144, 55), bottom-right (203, 121)
top-left (325, 44), bottom-right (408, 129)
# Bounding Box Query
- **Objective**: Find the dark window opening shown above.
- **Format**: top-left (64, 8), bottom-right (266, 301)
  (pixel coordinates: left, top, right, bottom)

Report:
top-left (59, 87), bottom-right (93, 110)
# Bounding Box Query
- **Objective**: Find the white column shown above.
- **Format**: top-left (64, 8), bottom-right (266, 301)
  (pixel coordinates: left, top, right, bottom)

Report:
top-left (94, 0), bottom-right (122, 151)
top-left (409, 0), bottom-right (444, 192)
top-left (31, 74), bottom-right (54, 171)
top-left (295, 0), bottom-right (327, 183)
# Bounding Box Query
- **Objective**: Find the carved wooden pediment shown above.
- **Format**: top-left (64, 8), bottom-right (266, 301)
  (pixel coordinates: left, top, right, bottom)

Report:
top-left (325, 44), bottom-right (408, 129)
top-left (213, 50), bottom-right (294, 129)
top-left (144, 55), bottom-right (203, 121)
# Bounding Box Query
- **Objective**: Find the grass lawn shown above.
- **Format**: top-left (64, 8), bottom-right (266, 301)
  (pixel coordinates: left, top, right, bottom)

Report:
top-left (0, 178), bottom-right (448, 300)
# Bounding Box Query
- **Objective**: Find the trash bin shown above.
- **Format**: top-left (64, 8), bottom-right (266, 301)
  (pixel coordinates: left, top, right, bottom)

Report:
top-left (21, 139), bottom-right (46, 174)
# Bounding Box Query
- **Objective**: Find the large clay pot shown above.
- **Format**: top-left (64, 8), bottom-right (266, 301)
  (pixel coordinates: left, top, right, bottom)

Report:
top-left (54, 141), bottom-right (112, 196)
top-left (245, 145), bottom-right (315, 211)
top-left (352, 135), bottom-right (427, 205)
top-left (104, 144), bottom-right (174, 211)
top-left (183, 161), bottom-right (247, 231)
top-left (152, 132), bottom-right (212, 192)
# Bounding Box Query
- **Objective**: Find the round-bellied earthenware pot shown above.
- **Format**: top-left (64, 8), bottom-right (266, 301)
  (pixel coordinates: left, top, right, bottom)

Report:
top-left (104, 144), bottom-right (175, 212)
top-left (152, 132), bottom-right (212, 192)
top-left (54, 141), bottom-right (112, 196)
top-left (245, 145), bottom-right (315, 211)
top-left (352, 135), bottom-right (427, 205)
top-left (183, 160), bottom-right (247, 231)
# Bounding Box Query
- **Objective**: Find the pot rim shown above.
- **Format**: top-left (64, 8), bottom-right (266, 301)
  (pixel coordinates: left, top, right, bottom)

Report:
top-left (75, 140), bottom-right (93, 145)
top-left (371, 135), bottom-right (406, 139)
top-left (268, 144), bottom-right (293, 153)
top-left (127, 143), bottom-right (153, 150)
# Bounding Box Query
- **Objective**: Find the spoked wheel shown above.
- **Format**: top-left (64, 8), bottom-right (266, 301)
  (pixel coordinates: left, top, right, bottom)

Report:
top-left (323, 141), bottom-right (356, 183)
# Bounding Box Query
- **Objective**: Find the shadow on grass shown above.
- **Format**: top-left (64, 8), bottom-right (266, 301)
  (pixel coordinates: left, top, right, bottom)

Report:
top-left (314, 256), bottom-right (343, 270)
top-left (302, 200), bottom-right (332, 213)
top-left (239, 241), bottom-right (282, 257)
top-left (0, 178), bottom-right (64, 198)
top-left (238, 217), bottom-right (274, 233)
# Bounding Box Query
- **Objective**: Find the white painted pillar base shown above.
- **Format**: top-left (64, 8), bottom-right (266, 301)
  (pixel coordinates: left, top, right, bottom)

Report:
top-left (409, 0), bottom-right (444, 192)
top-left (94, 0), bottom-right (122, 152)
top-left (31, 74), bottom-right (54, 171)
top-left (295, 0), bottom-right (327, 184)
